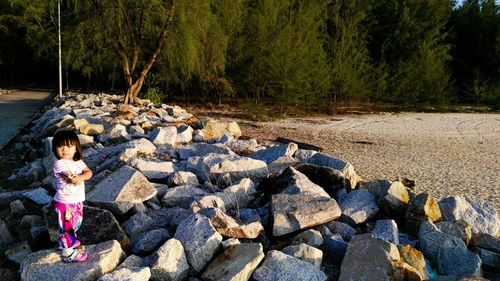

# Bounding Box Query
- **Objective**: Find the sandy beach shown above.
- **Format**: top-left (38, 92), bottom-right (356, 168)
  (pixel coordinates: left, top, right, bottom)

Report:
top-left (241, 113), bottom-right (500, 212)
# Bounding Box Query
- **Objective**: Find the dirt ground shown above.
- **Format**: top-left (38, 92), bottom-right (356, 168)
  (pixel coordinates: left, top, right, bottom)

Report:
top-left (237, 112), bottom-right (500, 212)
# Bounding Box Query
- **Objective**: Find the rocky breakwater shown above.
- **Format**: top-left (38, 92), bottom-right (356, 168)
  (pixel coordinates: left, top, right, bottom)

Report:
top-left (0, 92), bottom-right (499, 281)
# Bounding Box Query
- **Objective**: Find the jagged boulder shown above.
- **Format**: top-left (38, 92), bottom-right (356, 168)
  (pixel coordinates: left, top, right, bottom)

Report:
top-left (438, 195), bottom-right (500, 236)
top-left (338, 233), bottom-right (400, 281)
top-left (20, 240), bottom-right (126, 281)
top-left (202, 243), bottom-right (265, 281)
top-left (253, 250), bottom-right (327, 281)
top-left (150, 238), bottom-right (189, 281)
top-left (173, 213), bottom-right (222, 274)
top-left (338, 189), bottom-right (379, 225)
top-left (306, 153), bottom-right (360, 191)
top-left (87, 165), bottom-right (157, 216)
top-left (272, 193), bottom-right (341, 236)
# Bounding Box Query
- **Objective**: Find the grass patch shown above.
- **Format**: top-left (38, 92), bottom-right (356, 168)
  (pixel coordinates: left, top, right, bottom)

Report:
top-left (238, 121), bottom-right (262, 129)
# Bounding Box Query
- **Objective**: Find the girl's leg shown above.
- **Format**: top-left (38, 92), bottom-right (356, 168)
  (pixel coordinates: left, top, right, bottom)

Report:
top-left (55, 202), bottom-right (82, 248)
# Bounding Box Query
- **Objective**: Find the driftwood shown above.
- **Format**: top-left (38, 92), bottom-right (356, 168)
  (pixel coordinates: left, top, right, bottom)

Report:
top-left (276, 137), bottom-right (323, 152)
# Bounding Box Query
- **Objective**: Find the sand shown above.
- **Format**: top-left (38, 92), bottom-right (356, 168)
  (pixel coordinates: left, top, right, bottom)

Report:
top-left (241, 113), bottom-right (500, 212)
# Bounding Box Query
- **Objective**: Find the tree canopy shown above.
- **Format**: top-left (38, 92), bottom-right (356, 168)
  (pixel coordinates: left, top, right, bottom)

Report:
top-left (1, 0), bottom-right (499, 109)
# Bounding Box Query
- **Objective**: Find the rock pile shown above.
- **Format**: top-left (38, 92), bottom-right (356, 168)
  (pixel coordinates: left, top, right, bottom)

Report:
top-left (0, 92), bottom-right (499, 281)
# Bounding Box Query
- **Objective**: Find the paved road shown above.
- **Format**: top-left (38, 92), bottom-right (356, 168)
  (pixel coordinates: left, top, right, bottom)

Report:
top-left (0, 89), bottom-right (55, 151)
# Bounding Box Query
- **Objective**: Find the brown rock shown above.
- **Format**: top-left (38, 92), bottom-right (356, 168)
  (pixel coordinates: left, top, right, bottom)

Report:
top-left (115, 106), bottom-right (137, 119)
top-left (80, 124), bottom-right (105, 136)
top-left (391, 260), bottom-right (424, 281)
top-left (203, 208), bottom-right (264, 239)
top-left (73, 118), bottom-right (90, 130)
top-left (397, 244), bottom-right (431, 279)
top-left (407, 193), bottom-right (442, 222)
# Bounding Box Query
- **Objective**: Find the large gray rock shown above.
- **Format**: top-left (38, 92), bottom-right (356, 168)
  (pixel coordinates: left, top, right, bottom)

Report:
top-left (151, 238), bottom-right (189, 281)
top-left (150, 126), bottom-right (177, 148)
top-left (177, 143), bottom-right (234, 159)
top-left (325, 221), bottom-right (356, 241)
top-left (371, 219), bottom-right (399, 245)
top-left (176, 125), bottom-right (194, 143)
top-left (5, 241), bottom-right (32, 265)
top-left (306, 153), bottom-right (360, 191)
top-left (438, 195), bottom-right (500, 236)
top-left (338, 233), bottom-right (400, 281)
top-left (122, 212), bottom-right (155, 240)
top-left (437, 246), bottom-right (482, 276)
top-left (294, 164), bottom-right (347, 197)
top-left (168, 171), bottom-right (199, 186)
top-left (253, 250), bottom-right (327, 281)
top-left (272, 193), bottom-right (341, 236)
top-left (248, 143), bottom-right (298, 164)
top-left (418, 221), bottom-right (467, 262)
top-left (125, 138), bottom-right (157, 155)
top-left (109, 124), bottom-right (132, 144)
top-left (436, 221), bottom-right (472, 245)
top-left (97, 267), bottom-right (151, 281)
top-left (380, 181), bottom-right (410, 214)
top-left (174, 213), bottom-right (222, 274)
top-left (23, 187), bottom-right (52, 206)
top-left (161, 185), bottom-right (208, 208)
top-left (217, 178), bottom-right (256, 211)
top-left (130, 158), bottom-right (174, 181)
top-left (292, 229), bottom-right (324, 248)
top-left (268, 167), bottom-right (330, 198)
top-left (281, 244), bottom-right (323, 268)
top-left (87, 165), bottom-right (157, 216)
top-left (202, 243), bottom-right (265, 281)
top-left (20, 240), bottom-right (126, 281)
top-left (132, 228), bottom-right (171, 255)
top-left (187, 153), bottom-right (268, 184)
top-left (199, 208), bottom-right (264, 239)
top-left (338, 189), bottom-right (379, 225)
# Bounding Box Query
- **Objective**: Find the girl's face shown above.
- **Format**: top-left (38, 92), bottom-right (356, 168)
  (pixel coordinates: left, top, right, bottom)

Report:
top-left (56, 145), bottom-right (76, 160)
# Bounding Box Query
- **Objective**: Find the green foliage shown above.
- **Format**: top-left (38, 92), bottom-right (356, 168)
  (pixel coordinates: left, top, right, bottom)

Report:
top-left (3, 0), bottom-right (499, 111)
top-left (245, 0), bottom-right (330, 110)
top-left (326, 0), bottom-right (379, 105)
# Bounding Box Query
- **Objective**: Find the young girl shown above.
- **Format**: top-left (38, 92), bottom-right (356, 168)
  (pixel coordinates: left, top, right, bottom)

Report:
top-left (52, 130), bottom-right (92, 263)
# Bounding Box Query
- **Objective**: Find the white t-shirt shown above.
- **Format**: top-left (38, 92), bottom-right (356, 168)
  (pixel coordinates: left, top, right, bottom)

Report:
top-left (53, 159), bottom-right (87, 204)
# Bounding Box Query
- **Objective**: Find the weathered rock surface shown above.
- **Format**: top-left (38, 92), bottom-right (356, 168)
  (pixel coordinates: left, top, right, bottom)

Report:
top-left (150, 238), bottom-right (189, 281)
top-left (438, 195), bottom-right (500, 236)
top-left (253, 250), bottom-right (327, 281)
top-left (97, 266), bottom-right (151, 281)
top-left (87, 165), bottom-right (157, 216)
top-left (338, 233), bottom-right (400, 281)
top-left (202, 243), bottom-right (265, 281)
top-left (306, 153), bottom-right (360, 191)
top-left (173, 213), bottom-right (222, 274)
top-left (20, 240), bottom-right (126, 281)
top-left (272, 193), bottom-right (341, 236)
top-left (282, 243), bottom-right (323, 268)
top-left (338, 188), bottom-right (379, 225)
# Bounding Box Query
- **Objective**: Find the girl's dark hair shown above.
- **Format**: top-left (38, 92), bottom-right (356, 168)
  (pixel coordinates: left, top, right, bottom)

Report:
top-left (52, 130), bottom-right (82, 160)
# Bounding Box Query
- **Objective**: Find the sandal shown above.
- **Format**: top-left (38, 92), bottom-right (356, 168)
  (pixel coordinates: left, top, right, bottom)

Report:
top-left (63, 251), bottom-right (88, 263)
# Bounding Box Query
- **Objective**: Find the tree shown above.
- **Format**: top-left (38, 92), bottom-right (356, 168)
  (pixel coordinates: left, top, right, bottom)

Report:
top-left (449, 0), bottom-right (500, 107)
top-left (11, 0), bottom-right (177, 104)
top-left (246, 0), bottom-right (330, 111)
top-left (326, 0), bottom-right (380, 107)
top-left (370, 0), bottom-right (453, 107)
